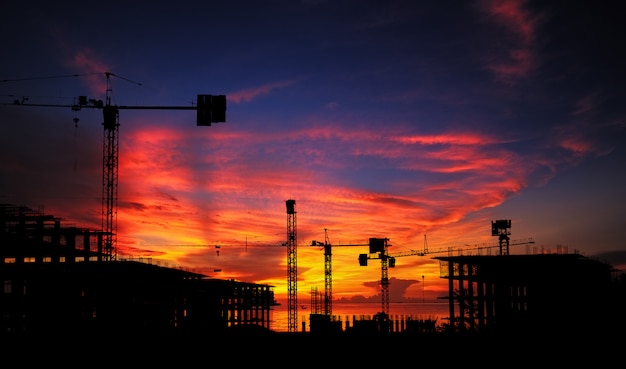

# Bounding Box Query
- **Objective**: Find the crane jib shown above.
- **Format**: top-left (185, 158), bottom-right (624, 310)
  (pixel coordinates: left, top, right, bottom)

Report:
top-left (2, 94), bottom-right (227, 127)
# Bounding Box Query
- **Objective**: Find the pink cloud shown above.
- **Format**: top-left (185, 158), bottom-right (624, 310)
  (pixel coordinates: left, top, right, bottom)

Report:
top-left (228, 79), bottom-right (299, 103)
top-left (65, 49), bottom-right (111, 97)
top-left (477, 0), bottom-right (542, 84)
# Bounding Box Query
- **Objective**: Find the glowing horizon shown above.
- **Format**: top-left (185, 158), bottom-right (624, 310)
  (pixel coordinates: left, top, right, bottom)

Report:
top-left (2, 0), bottom-right (625, 302)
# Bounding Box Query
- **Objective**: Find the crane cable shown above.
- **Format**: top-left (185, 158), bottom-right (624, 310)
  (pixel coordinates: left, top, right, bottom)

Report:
top-left (1, 73), bottom-right (102, 83)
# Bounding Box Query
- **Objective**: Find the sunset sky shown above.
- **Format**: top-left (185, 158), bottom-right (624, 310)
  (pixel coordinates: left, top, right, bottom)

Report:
top-left (1, 0), bottom-right (625, 305)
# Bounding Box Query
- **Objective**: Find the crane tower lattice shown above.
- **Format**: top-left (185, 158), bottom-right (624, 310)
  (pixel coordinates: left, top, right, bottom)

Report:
top-left (285, 199), bottom-right (297, 332)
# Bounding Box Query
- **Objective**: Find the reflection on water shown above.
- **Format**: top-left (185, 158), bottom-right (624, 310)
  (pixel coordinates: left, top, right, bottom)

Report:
top-left (270, 302), bottom-right (450, 332)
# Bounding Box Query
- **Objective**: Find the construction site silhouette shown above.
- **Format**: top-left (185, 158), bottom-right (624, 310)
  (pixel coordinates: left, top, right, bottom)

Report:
top-left (1, 203), bottom-right (624, 363)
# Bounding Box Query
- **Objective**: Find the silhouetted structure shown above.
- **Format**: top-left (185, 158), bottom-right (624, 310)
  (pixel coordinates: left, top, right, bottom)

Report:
top-left (0, 203), bottom-right (274, 338)
top-left (285, 199), bottom-right (298, 332)
top-left (306, 252), bottom-right (625, 339)
top-left (3, 202), bottom-right (624, 347)
top-left (435, 253), bottom-right (625, 337)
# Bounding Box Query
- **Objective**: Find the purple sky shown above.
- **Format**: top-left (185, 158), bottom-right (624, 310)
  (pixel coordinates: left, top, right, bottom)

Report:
top-left (1, 0), bottom-right (625, 302)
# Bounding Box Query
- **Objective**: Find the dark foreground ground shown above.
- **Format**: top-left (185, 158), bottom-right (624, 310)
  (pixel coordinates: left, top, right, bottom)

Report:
top-left (3, 327), bottom-right (621, 366)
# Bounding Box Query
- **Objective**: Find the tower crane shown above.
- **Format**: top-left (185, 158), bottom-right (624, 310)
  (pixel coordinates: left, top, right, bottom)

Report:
top-left (492, 219), bottom-right (512, 255)
top-left (358, 237), bottom-right (421, 316)
top-left (358, 234), bottom-right (536, 316)
top-left (1, 72), bottom-right (226, 260)
top-left (310, 229), bottom-right (369, 316)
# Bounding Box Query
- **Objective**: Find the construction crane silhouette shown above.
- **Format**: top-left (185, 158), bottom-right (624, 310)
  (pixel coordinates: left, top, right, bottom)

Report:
top-left (358, 237), bottom-right (403, 316)
top-left (310, 229), bottom-right (369, 316)
top-left (492, 219), bottom-right (512, 255)
top-left (1, 72), bottom-right (226, 260)
top-left (359, 233), bottom-right (536, 316)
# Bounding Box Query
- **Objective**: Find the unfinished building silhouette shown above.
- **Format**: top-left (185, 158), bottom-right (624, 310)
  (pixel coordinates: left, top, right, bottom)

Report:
top-left (0, 203), bottom-right (274, 338)
top-left (2, 202), bottom-right (624, 344)
top-left (434, 253), bottom-right (624, 337)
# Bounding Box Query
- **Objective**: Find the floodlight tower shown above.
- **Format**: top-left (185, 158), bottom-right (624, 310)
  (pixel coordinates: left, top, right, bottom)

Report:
top-left (491, 219), bottom-right (512, 255)
top-left (285, 199), bottom-right (297, 332)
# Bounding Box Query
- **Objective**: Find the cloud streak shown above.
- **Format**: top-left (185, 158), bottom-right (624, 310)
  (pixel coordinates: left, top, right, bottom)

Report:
top-left (2, 0), bottom-right (625, 302)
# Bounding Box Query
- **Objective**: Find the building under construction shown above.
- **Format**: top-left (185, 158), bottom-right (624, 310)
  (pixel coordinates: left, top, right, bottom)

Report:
top-left (0, 203), bottom-right (275, 338)
top-left (2, 202), bottom-right (624, 342)
top-left (305, 253), bottom-right (624, 341)
top-left (434, 253), bottom-right (624, 337)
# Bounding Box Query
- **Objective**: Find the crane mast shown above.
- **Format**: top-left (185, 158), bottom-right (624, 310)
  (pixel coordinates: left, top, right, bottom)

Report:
top-left (285, 199), bottom-right (297, 332)
top-left (380, 247), bottom-right (391, 316)
top-left (323, 229), bottom-right (331, 316)
top-left (102, 75), bottom-right (118, 260)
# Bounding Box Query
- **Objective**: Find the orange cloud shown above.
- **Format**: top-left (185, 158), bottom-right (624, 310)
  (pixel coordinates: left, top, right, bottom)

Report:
top-left (96, 113), bottom-right (550, 301)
